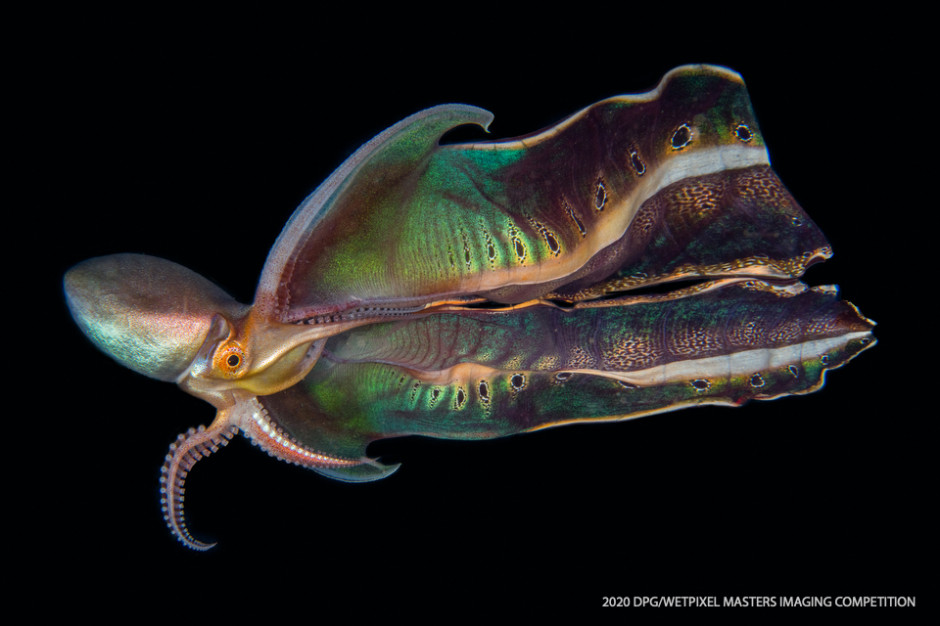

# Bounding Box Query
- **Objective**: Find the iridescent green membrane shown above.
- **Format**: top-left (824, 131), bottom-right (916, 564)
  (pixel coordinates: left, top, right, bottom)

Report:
top-left (263, 280), bottom-right (873, 455)
top-left (64, 65), bottom-right (875, 550)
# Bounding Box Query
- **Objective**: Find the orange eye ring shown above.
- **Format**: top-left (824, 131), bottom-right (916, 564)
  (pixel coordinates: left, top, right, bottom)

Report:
top-left (215, 343), bottom-right (247, 377)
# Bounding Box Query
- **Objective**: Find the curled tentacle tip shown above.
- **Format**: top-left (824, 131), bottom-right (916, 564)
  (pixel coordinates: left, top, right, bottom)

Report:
top-left (176, 534), bottom-right (217, 551)
top-left (161, 502), bottom-right (218, 550)
top-left (160, 417), bottom-right (234, 550)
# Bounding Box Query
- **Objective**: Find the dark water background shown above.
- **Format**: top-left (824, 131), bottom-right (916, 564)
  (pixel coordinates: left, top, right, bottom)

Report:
top-left (19, 10), bottom-right (924, 617)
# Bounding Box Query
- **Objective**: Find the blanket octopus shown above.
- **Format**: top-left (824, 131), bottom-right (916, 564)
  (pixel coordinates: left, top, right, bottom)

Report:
top-left (64, 65), bottom-right (876, 549)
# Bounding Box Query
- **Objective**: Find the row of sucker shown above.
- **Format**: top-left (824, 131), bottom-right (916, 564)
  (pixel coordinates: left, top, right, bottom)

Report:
top-left (159, 422), bottom-right (237, 551)
top-left (299, 304), bottom-right (428, 325)
top-left (242, 398), bottom-right (362, 469)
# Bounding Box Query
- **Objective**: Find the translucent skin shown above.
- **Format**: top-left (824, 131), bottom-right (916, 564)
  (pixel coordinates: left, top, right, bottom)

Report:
top-left (63, 254), bottom-right (247, 382)
top-left (63, 65), bottom-right (875, 550)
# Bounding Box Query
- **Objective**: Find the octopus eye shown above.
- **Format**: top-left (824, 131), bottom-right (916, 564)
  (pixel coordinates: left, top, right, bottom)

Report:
top-left (217, 344), bottom-right (246, 375)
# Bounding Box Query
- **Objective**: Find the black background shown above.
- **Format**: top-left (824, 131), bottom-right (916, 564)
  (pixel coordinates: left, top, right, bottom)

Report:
top-left (22, 9), bottom-right (925, 616)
